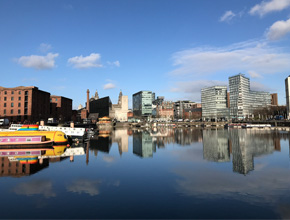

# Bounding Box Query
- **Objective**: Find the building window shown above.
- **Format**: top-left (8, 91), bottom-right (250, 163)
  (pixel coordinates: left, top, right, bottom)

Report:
top-left (4, 91), bottom-right (7, 95)
top-left (11, 103), bottom-right (14, 107)
top-left (18, 109), bottom-right (21, 114)
top-left (4, 97), bottom-right (6, 101)
top-left (18, 97), bottom-right (21, 101)
top-left (4, 103), bottom-right (6, 107)
top-left (25, 91), bottom-right (28, 95)
top-left (11, 109), bottom-right (13, 114)
top-left (3, 110), bottom-right (6, 115)
top-left (11, 97), bottom-right (14, 101)
top-left (11, 91), bottom-right (14, 94)
top-left (18, 103), bottom-right (21, 107)
top-left (19, 91), bottom-right (21, 95)
top-left (55, 98), bottom-right (58, 101)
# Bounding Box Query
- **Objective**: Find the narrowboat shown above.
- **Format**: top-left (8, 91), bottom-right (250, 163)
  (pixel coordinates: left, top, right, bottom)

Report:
top-left (0, 135), bottom-right (53, 148)
top-left (0, 125), bottom-right (69, 146)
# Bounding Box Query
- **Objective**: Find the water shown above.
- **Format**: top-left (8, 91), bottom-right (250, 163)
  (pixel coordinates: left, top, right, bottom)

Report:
top-left (1, 128), bottom-right (290, 219)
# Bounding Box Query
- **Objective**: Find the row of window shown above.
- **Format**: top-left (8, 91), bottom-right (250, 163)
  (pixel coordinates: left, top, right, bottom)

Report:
top-left (1, 97), bottom-right (22, 101)
top-left (2, 103), bottom-right (27, 107)
top-left (2, 109), bottom-right (23, 114)
top-left (0, 91), bottom-right (28, 95)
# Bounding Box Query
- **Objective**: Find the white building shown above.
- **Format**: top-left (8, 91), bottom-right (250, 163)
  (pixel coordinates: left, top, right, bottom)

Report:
top-left (229, 74), bottom-right (271, 119)
top-left (201, 86), bottom-right (229, 121)
top-left (110, 91), bottom-right (128, 122)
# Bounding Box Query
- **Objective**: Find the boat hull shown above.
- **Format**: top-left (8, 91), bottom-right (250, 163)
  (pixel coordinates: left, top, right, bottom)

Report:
top-left (0, 140), bottom-right (53, 149)
top-left (0, 131), bottom-right (68, 145)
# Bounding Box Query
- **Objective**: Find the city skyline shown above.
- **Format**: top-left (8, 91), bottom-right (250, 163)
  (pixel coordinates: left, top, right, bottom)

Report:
top-left (1, 0), bottom-right (290, 109)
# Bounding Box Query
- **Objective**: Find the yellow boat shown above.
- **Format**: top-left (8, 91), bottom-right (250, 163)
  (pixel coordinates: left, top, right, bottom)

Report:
top-left (0, 125), bottom-right (69, 145)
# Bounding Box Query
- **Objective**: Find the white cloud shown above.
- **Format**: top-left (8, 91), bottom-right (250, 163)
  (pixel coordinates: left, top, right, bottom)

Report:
top-left (107, 60), bottom-right (120, 67)
top-left (17, 53), bottom-right (58, 70)
top-left (220, 10), bottom-right (236, 22)
top-left (267, 18), bottom-right (290, 40)
top-left (171, 80), bottom-right (227, 102)
top-left (68, 53), bottom-right (103, 69)
top-left (39, 43), bottom-right (52, 53)
top-left (248, 70), bottom-right (262, 78)
top-left (170, 40), bottom-right (290, 77)
top-left (251, 81), bottom-right (272, 91)
top-left (249, 0), bottom-right (290, 16)
top-left (103, 83), bottom-right (116, 90)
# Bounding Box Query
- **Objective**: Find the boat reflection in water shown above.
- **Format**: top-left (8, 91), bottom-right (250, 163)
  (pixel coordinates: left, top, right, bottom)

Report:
top-left (0, 144), bottom-right (85, 177)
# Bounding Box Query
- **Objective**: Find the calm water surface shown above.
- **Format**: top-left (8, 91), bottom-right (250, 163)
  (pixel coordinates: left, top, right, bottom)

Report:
top-left (1, 128), bottom-right (290, 219)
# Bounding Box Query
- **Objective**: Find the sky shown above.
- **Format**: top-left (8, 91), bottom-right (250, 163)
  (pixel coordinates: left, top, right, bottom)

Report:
top-left (1, 0), bottom-right (290, 109)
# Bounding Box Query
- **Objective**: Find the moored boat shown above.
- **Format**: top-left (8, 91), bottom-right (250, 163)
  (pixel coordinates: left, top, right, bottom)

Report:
top-left (0, 125), bottom-right (69, 146)
top-left (0, 135), bottom-right (53, 149)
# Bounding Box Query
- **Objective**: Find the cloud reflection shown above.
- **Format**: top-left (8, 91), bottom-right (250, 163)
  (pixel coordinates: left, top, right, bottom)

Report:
top-left (67, 179), bottom-right (102, 196)
top-left (13, 180), bottom-right (56, 198)
top-left (173, 159), bottom-right (290, 206)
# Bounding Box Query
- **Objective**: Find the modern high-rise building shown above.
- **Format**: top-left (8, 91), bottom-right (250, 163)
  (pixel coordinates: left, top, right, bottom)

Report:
top-left (229, 74), bottom-right (251, 119)
top-left (201, 86), bottom-right (229, 121)
top-left (285, 76), bottom-right (290, 119)
top-left (132, 91), bottom-right (153, 117)
top-left (229, 74), bottom-right (271, 119)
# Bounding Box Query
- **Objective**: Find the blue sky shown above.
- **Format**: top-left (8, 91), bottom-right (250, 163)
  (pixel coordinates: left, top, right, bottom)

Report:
top-left (1, 0), bottom-right (290, 109)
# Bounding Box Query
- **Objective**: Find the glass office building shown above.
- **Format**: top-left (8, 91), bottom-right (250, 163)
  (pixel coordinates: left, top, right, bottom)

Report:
top-left (201, 86), bottom-right (229, 120)
top-left (229, 74), bottom-right (271, 119)
top-left (133, 91), bottom-right (153, 117)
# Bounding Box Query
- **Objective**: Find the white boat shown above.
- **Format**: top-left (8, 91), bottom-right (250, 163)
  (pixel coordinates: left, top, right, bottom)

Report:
top-left (39, 126), bottom-right (86, 141)
top-left (1, 124), bottom-right (87, 142)
top-left (241, 124), bottom-right (271, 128)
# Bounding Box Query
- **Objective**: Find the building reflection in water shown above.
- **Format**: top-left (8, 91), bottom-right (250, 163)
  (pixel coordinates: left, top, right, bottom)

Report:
top-left (89, 128), bottom-right (129, 159)
top-left (112, 129), bottom-right (128, 155)
top-left (1, 127), bottom-right (286, 177)
top-left (203, 129), bottom-right (230, 162)
top-left (0, 144), bottom-right (85, 178)
top-left (133, 131), bottom-right (154, 158)
top-left (203, 129), bottom-right (283, 175)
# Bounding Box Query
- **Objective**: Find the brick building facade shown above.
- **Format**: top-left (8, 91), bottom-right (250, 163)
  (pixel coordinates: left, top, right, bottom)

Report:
top-left (0, 86), bottom-right (50, 123)
top-left (0, 86), bottom-right (72, 123)
top-left (50, 96), bottom-right (73, 122)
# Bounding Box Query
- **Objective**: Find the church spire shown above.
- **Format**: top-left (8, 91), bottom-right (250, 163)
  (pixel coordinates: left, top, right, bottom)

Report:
top-left (95, 90), bottom-right (99, 100)
top-left (118, 90), bottom-right (123, 104)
